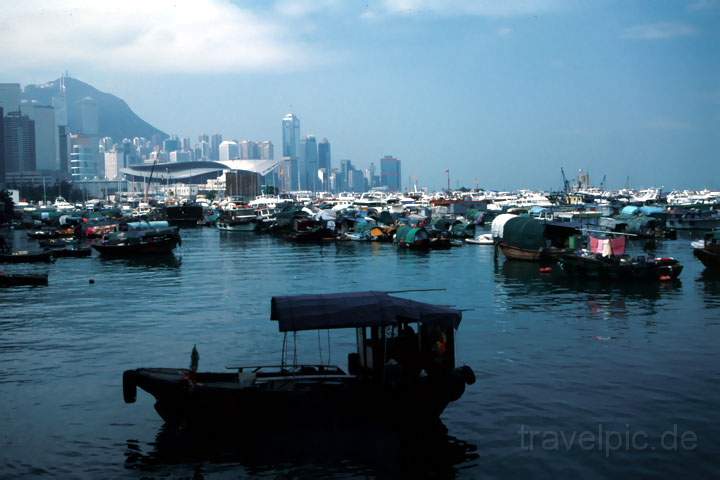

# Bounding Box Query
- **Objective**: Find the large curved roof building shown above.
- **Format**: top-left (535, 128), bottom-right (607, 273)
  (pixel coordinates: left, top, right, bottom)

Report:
top-left (120, 159), bottom-right (279, 184)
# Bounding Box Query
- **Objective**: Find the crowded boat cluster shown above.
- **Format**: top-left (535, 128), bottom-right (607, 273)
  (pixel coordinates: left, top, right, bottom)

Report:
top-left (1, 186), bottom-right (719, 287)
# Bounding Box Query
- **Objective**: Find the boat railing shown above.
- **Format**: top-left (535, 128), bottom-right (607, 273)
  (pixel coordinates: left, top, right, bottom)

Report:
top-left (225, 364), bottom-right (345, 375)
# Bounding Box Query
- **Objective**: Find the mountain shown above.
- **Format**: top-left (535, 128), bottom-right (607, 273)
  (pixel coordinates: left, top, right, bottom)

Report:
top-left (21, 76), bottom-right (167, 141)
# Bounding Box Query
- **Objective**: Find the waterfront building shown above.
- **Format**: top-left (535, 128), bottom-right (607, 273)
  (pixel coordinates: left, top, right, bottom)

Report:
top-left (380, 155), bottom-right (401, 192)
top-left (104, 150), bottom-right (125, 180)
top-left (169, 150), bottom-right (191, 163)
top-left (219, 140), bottom-right (239, 161)
top-left (70, 134), bottom-right (100, 180)
top-left (20, 102), bottom-right (58, 172)
top-left (210, 134), bottom-right (223, 161)
top-left (318, 138), bottom-right (331, 191)
top-left (0, 84), bottom-right (21, 114)
top-left (79, 97), bottom-right (99, 135)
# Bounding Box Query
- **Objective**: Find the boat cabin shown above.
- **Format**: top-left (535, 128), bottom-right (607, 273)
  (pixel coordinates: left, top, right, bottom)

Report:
top-left (270, 291), bottom-right (462, 382)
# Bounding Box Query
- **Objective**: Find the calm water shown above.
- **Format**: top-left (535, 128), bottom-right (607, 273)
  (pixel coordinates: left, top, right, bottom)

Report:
top-left (1, 228), bottom-right (719, 479)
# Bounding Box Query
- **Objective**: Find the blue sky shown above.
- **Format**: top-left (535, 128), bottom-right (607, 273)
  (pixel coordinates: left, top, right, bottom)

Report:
top-left (1, 0), bottom-right (719, 190)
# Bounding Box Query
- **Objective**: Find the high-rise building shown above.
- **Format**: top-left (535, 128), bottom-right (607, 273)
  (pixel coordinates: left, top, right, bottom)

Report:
top-left (282, 114), bottom-right (300, 158)
top-left (380, 155), bottom-right (401, 191)
top-left (57, 126), bottom-right (69, 175)
top-left (195, 140), bottom-right (210, 161)
top-left (4, 112), bottom-right (36, 173)
top-left (163, 136), bottom-right (181, 153)
top-left (0, 107), bottom-right (4, 186)
top-left (79, 97), bottom-right (99, 135)
top-left (69, 134), bottom-right (100, 180)
top-left (182, 137), bottom-right (192, 152)
top-left (259, 140), bottom-right (274, 160)
top-left (239, 140), bottom-right (259, 160)
top-left (318, 138), bottom-right (331, 191)
top-left (219, 140), bottom-right (238, 161)
top-left (301, 135), bottom-right (318, 191)
top-left (210, 134), bottom-right (223, 161)
top-left (20, 102), bottom-right (58, 171)
top-left (104, 150), bottom-right (126, 180)
top-left (0, 84), bottom-right (21, 114)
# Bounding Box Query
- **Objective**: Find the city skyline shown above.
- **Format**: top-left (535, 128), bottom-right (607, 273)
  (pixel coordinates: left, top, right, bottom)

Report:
top-left (1, 1), bottom-right (719, 190)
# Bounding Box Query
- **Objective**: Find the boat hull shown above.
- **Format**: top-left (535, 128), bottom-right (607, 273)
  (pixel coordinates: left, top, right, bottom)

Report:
top-left (217, 221), bottom-right (256, 232)
top-left (694, 248), bottom-right (720, 270)
top-left (92, 237), bottom-right (179, 257)
top-left (0, 273), bottom-right (48, 287)
top-left (499, 243), bottom-right (563, 262)
top-left (124, 367), bottom-right (471, 430)
top-left (560, 254), bottom-right (683, 280)
top-left (0, 252), bottom-right (54, 263)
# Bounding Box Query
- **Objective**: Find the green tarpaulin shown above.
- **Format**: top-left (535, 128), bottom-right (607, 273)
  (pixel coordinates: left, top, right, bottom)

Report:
top-left (502, 216), bottom-right (546, 250)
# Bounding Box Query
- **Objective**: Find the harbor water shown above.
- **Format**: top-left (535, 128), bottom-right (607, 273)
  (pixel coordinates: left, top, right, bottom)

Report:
top-left (1, 228), bottom-right (719, 478)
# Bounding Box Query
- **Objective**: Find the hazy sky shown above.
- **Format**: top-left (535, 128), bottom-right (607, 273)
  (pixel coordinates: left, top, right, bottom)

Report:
top-left (1, 0), bottom-right (719, 190)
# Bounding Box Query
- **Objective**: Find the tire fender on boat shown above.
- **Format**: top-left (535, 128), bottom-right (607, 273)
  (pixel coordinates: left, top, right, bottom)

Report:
top-left (123, 370), bottom-right (138, 404)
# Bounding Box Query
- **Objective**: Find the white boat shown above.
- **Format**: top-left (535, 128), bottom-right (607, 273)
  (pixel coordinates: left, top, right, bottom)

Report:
top-left (465, 233), bottom-right (494, 245)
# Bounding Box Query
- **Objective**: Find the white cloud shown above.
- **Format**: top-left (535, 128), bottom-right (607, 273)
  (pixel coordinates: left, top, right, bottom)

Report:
top-left (621, 22), bottom-right (698, 40)
top-left (275, 0), bottom-right (341, 17)
top-left (375, 0), bottom-right (564, 17)
top-left (0, 0), bottom-right (314, 74)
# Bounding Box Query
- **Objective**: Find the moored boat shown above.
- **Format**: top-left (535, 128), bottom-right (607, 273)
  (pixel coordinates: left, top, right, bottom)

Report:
top-left (122, 292), bottom-right (475, 430)
top-left (0, 251), bottom-right (54, 263)
top-left (693, 230), bottom-right (720, 270)
top-left (217, 208), bottom-right (257, 231)
top-left (49, 247), bottom-right (93, 258)
top-left (498, 216), bottom-right (578, 261)
top-left (0, 272), bottom-right (48, 287)
top-left (560, 252), bottom-right (683, 280)
top-left (92, 222), bottom-right (181, 257)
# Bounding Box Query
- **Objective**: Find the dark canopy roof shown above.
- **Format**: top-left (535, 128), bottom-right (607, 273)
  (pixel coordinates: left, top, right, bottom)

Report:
top-left (271, 291), bottom-right (462, 332)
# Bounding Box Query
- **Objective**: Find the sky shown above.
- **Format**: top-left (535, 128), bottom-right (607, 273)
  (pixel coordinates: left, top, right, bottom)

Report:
top-left (1, 0), bottom-right (719, 191)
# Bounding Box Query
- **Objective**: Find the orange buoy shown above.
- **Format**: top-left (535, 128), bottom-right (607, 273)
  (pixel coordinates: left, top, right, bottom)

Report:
top-left (539, 266), bottom-right (552, 273)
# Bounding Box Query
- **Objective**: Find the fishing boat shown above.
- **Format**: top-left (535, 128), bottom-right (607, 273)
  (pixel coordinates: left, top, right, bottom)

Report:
top-left (498, 216), bottom-right (578, 261)
top-left (0, 272), bottom-right (48, 287)
top-left (122, 292), bottom-right (476, 430)
top-left (216, 208), bottom-right (257, 232)
top-left (92, 222), bottom-right (181, 257)
top-left (395, 226), bottom-right (430, 250)
top-left (693, 230), bottom-right (720, 270)
top-left (0, 250), bottom-right (54, 263)
top-left (165, 204), bottom-right (204, 227)
top-left (560, 252), bottom-right (683, 280)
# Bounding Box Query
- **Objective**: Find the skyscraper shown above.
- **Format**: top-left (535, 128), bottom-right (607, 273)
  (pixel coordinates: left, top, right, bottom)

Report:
top-left (302, 135), bottom-right (318, 191)
top-left (0, 84), bottom-right (21, 114)
top-left (210, 134), bottom-right (223, 161)
top-left (259, 140), bottom-right (274, 160)
top-left (20, 102), bottom-right (58, 171)
top-left (318, 138), bottom-right (331, 191)
top-left (380, 155), bottom-right (401, 192)
top-left (79, 97), bottom-right (99, 135)
top-left (4, 112), bottom-right (36, 173)
top-left (282, 114), bottom-right (300, 189)
top-left (0, 107), bottom-right (4, 186)
top-left (219, 140), bottom-right (238, 161)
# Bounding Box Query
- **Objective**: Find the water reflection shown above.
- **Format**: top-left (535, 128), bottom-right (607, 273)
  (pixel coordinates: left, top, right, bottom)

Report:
top-left (125, 423), bottom-right (478, 479)
top-left (98, 255), bottom-right (182, 270)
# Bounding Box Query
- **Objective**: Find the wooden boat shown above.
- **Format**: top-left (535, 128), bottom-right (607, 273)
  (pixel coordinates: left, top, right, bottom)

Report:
top-left (395, 226), bottom-right (430, 250)
top-left (165, 204), bottom-right (204, 227)
top-left (560, 252), bottom-right (683, 280)
top-left (49, 247), bottom-right (93, 258)
top-left (693, 231), bottom-right (720, 270)
top-left (0, 272), bottom-right (48, 287)
top-left (0, 251), bottom-right (54, 263)
top-left (122, 292), bottom-right (476, 430)
top-left (498, 216), bottom-right (577, 262)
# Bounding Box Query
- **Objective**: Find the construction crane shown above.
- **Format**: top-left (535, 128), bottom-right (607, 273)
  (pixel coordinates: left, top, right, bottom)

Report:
top-left (560, 167), bottom-right (570, 193)
top-left (599, 174), bottom-right (607, 191)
